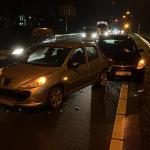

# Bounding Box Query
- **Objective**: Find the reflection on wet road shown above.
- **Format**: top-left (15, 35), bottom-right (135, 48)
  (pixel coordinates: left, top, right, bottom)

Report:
top-left (0, 82), bottom-right (121, 150)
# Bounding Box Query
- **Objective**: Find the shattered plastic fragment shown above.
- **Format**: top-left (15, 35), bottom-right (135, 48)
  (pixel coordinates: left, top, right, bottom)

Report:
top-left (48, 111), bottom-right (51, 114)
top-left (74, 107), bottom-right (80, 110)
top-left (60, 109), bottom-right (63, 112)
top-left (138, 89), bottom-right (144, 93)
top-left (18, 108), bottom-right (22, 112)
top-left (6, 110), bottom-right (9, 113)
top-left (134, 93), bottom-right (139, 97)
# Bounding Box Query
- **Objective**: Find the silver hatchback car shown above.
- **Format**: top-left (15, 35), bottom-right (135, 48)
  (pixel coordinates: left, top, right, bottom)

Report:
top-left (0, 41), bottom-right (110, 109)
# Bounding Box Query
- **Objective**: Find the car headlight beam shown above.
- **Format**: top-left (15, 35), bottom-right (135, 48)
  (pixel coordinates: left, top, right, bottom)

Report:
top-left (82, 33), bottom-right (86, 38)
top-left (91, 33), bottom-right (97, 39)
top-left (12, 48), bottom-right (24, 55)
top-left (20, 76), bottom-right (47, 89)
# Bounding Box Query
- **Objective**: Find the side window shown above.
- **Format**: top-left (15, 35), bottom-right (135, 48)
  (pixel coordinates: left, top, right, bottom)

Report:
top-left (69, 48), bottom-right (85, 65)
top-left (127, 39), bottom-right (136, 51)
top-left (130, 39), bottom-right (138, 51)
top-left (85, 46), bottom-right (98, 61)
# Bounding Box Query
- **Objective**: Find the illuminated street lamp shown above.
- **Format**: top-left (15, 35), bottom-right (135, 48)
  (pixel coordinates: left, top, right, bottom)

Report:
top-left (126, 11), bottom-right (130, 15)
top-left (123, 15), bottom-right (126, 19)
top-left (126, 11), bottom-right (132, 32)
top-left (124, 23), bottom-right (130, 29)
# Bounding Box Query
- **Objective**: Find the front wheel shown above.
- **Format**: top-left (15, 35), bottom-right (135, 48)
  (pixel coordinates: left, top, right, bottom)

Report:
top-left (96, 72), bottom-right (108, 87)
top-left (48, 86), bottom-right (63, 109)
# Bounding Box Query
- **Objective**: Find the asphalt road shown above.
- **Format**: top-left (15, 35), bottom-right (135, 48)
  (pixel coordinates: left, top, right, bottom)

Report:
top-left (0, 82), bottom-right (121, 150)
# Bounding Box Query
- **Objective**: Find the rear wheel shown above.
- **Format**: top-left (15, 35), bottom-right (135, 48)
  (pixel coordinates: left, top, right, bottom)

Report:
top-left (48, 86), bottom-right (63, 109)
top-left (97, 72), bottom-right (108, 87)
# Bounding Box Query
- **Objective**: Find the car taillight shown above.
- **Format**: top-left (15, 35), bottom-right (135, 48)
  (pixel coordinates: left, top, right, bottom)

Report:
top-left (137, 59), bottom-right (145, 69)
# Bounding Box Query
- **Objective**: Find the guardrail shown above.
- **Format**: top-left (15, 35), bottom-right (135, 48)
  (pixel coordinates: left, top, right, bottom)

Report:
top-left (54, 33), bottom-right (84, 42)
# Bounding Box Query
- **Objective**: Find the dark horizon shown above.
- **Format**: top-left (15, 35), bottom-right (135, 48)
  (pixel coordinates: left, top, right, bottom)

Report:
top-left (0, 0), bottom-right (149, 33)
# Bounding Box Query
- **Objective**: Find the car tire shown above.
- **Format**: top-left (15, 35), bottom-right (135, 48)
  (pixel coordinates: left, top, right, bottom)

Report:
top-left (96, 72), bottom-right (108, 87)
top-left (48, 85), bottom-right (63, 109)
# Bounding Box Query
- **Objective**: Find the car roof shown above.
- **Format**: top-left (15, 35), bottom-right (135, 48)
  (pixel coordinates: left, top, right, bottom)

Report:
top-left (30, 41), bottom-right (96, 49)
top-left (99, 34), bottom-right (131, 40)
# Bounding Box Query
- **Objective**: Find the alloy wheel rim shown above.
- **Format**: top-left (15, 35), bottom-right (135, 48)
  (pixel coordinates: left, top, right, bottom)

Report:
top-left (100, 73), bottom-right (107, 86)
top-left (50, 89), bottom-right (62, 108)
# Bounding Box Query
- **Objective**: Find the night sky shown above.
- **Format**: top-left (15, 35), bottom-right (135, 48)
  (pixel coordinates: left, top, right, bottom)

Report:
top-left (0, 0), bottom-right (149, 32)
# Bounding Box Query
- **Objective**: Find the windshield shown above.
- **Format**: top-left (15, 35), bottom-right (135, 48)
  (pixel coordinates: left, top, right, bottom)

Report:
top-left (98, 37), bottom-right (135, 53)
top-left (26, 46), bottom-right (71, 67)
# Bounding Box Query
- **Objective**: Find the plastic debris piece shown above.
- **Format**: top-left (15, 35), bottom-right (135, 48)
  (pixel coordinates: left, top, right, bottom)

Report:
top-left (60, 109), bottom-right (63, 113)
top-left (18, 108), bottom-right (22, 112)
top-left (48, 111), bottom-right (51, 114)
top-left (74, 107), bottom-right (80, 110)
top-left (6, 110), bottom-right (9, 113)
top-left (134, 93), bottom-right (139, 97)
top-left (138, 89), bottom-right (145, 93)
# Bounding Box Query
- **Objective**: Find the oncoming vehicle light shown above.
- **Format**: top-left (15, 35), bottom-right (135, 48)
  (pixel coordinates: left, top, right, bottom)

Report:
top-left (12, 47), bottom-right (24, 55)
top-left (121, 30), bottom-right (125, 34)
top-left (137, 59), bottom-right (145, 69)
top-left (82, 33), bottom-right (86, 38)
top-left (104, 31), bottom-right (109, 37)
top-left (91, 33), bottom-right (97, 39)
top-left (20, 76), bottom-right (47, 88)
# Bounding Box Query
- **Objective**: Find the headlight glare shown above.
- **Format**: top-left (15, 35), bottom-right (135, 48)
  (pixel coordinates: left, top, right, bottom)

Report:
top-left (20, 76), bottom-right (47, 88)
top-left (12, 48), bottom-right (24, 55)
top-left (82, 33), bottom-right (86, 38)
top-left (91, 33), bottom-right (97, 39)
top-left (104, 31), bottom-right (109, 37)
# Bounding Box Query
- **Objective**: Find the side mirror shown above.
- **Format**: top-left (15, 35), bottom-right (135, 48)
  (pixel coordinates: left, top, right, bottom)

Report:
top-left (68, 61), bottom-right (80, 68)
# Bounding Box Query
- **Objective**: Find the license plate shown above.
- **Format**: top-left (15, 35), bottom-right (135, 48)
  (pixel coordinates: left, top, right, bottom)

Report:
top-left (115, 71), bottom-right (132, 76)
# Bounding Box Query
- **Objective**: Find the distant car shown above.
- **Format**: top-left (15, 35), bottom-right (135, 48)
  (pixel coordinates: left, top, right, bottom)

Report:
top-left (81, 27), bottom-right (98, 41)
top-left (0, 41), bottom-right (110, 109)
top-left (0, 28), bottom-right (31, 68)
top-left (31, 28), bottom-right (54, 43)
top-left (97, 35), bottom-right (146, 81)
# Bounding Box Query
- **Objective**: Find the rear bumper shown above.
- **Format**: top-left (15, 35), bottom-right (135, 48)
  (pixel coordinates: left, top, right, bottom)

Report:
top-left (108, 66), bottom-right (145, 79)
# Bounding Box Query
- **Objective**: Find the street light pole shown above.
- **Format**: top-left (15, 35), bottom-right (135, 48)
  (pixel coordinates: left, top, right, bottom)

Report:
top-left (130, 13), bottom-right (132, 33)
top-left (65, 5), bottom-right (68, 33)
top-left (126, 11), bottom-right (132, 33)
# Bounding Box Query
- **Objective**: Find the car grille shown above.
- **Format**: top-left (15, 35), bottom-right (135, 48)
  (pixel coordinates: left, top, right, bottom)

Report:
top-left (0, 88), bottom-right (30, 101)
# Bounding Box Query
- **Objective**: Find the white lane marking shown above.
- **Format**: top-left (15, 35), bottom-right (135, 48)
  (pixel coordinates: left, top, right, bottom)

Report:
top-left (135, 33), bottom-right (150, 48)
top-left (109, 83), bottom-right (128, 150)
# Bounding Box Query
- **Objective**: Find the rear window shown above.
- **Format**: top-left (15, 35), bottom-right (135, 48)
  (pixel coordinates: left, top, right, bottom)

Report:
top-left (98, 37), bottom-right (134, 53)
